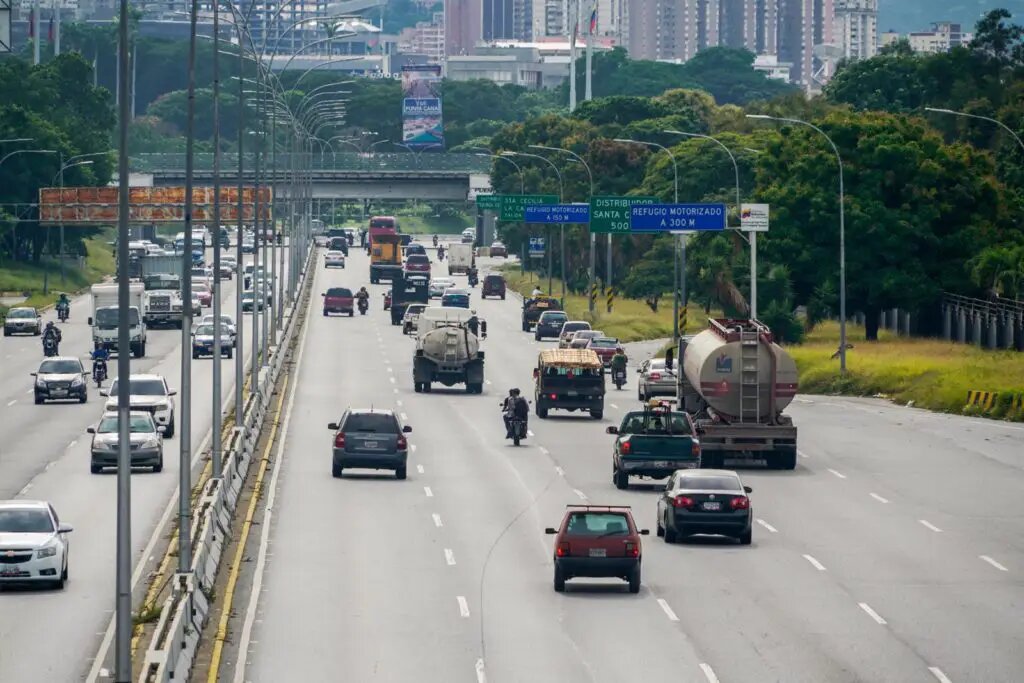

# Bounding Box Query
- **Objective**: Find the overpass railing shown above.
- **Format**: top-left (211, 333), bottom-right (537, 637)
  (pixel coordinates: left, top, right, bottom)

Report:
top-left (130, 152), bottom-right (490, 174)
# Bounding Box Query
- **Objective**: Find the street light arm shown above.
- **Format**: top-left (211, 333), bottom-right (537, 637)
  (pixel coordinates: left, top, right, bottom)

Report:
top-left (664, 130), bottom-right (741, 220)
top-left (924, 107), bottom-right (1024, 155)
top-left (503, 150), bottom-right (564, 201)
top-left (476, 152), bottom-right (525, 194)
top-left (529, 144), bottom-right (593, 199)
top-left (614, 138), bottom-right (678, 203)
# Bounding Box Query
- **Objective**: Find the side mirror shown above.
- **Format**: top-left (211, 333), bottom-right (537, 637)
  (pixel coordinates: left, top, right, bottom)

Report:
top-left (58, 523), bottom-right (73, 534)
top-left (156, 426), bottom-right (167, 434)
top-left (321, 293), bottom-right (326, 297)
top-left (665, 348), bottom-right (674, 371)
top-left (743, 486), bottom-right (752, 494)
top-left (87, 317), bottom-right (93, 325)
top-left (605, 426), bottom-right (619, 434)
top-left (99, 390), bottom-right (109, 397)
top-left (639, 529), bottom-right (650, 536)
top-left (86, 427), bottom-right (96, 434)
top-left (544, 527), bottom-right (557, 535)
top-left (30, 372), bottom-right (37, 377)
top-left (402, 425), bottom-right (413, 433)
top-left (327, 422), bottom-right (339, 430)
top-left (168, 390), bottom-right (177, 396)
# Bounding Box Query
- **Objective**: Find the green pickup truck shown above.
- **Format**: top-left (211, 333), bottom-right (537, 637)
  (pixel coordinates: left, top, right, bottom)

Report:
top-left (607, 404), bottom-right (702, 490)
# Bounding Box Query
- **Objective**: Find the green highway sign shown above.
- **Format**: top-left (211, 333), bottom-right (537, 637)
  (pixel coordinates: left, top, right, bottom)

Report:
top-left (498, 194), bottom-right (559, 221)
top-left (475, 194), bottom-right (502, 211)
top-left (589, 195), bottom-right (658, 234)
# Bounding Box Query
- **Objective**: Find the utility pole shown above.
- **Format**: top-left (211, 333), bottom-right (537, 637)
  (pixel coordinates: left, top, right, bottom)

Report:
top-left (211, 0), bottom-right (223, 477)
top-left (568, 0), bottom-right (577, 112)
top-left (584, 0), bottom-right (593, 101)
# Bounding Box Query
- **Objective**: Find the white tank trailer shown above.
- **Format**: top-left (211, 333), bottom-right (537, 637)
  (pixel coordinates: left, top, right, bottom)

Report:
top-left (675, 319), bottom-right (799, 470)
top-left (413, 307), bottom-right (486, 394)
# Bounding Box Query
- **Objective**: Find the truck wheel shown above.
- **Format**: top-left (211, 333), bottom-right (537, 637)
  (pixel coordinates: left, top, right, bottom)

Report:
top-left (536, 403), bottom-right (548, 419)
top-left (775, 449), bottom-right (797, 471)
top-left (613, 467), bottom-right (628, 490)
top-left (700, 452), bottom-right (719, 468)
top-left (414, 382), bottom-right (422, 393)
top-left (590, 409), bottom-right (603, 420)
top-left (423, 383), bottom-right (431, 393)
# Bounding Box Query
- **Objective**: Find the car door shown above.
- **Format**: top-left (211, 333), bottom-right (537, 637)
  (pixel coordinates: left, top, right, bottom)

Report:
top-left (657, 473), bottom-right (675, 520)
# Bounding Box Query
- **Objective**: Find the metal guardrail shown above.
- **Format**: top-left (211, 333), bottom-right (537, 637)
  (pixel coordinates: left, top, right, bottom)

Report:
top-left (137, 242), bottom-right (317, 683)
top-left (943, 291), bottom-right (1024, 317)
top-left (130, 152), bottom-right (490, 175)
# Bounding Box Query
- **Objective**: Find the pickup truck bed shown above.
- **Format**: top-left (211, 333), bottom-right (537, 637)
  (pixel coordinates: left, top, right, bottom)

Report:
top-left (609, 410), bottom-right (701, 489)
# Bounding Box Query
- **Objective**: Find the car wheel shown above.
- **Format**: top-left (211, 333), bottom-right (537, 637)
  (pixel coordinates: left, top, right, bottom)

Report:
top-left (656, 517), bottom-right (665, 537)
top-left (395, 466), bottom-right (407, 480)
top-left (34, 393), bottom-right (44, 405)
top-left (663, 517), bottom-right (678, 544)
top-left (332, 463), bottom-right (343, 478)
top-left (414, 382), bottom-right (422, 393)
top-left (349, 311), bottom-right (354, 317)
top-left (2, 329), bottom-right (8, 337)
top-left (79, 392), bottom-right (88, 404)
top-left (90, 463), bottom-right (102, 474)
top-left (613, 467), bottom-right (628, 490)
top-left (627, 565), bottom-right (641, 594)
top-left (537, 404), bottom-right (548, 419)
top-left (164, 418), bottom-right (175, 439)
top-left (153, 454), bottom-right (163, 473)
top-left (192, 351), bottom-right (199, 359)
top-left (553, 565), bottom-right (566, 592)
top-left (534, 333), bottom-right (541, 341)
top-left (739, 529), bottom-right (752, 545)
top-left (423, 383), bottom-right (432, 393)
top-left (323, 310), bottom-right (329, 317)
top-left (500, 294), bottom-right (505, 300)
top-left (590, 409), bottom-right (603, 420)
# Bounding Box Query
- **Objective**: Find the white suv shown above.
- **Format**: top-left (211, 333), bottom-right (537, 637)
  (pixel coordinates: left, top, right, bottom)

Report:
top-left (102, 374), bottom-right (177, 438)
top-left (0, 500), bottom-right (73, 589)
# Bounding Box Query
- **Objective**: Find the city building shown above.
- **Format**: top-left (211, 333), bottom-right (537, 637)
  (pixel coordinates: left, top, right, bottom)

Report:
top-left (445, 0), bottom-right (483, 56)
top-left (399, 11), bottom-right (445, 63)
top-left (833, 0), bottom-right (877, 60)
top-left (446, 40), bottom-right (611, 87)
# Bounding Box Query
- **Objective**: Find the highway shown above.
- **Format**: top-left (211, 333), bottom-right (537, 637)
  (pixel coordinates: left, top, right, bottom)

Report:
top-left (216, 244), bottom-right (1024, 683)
top-left (0, 246), bottom-right (272, 683)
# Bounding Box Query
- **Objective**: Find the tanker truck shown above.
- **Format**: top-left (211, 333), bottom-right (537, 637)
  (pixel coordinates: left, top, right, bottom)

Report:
top-left (671, 319), bottom-right (798, 470)
top-left (413, 307), bottom-right (486, 394)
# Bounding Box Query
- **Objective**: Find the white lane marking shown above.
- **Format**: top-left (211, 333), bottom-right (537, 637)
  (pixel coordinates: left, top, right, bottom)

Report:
top-left (396, 400), bottom-right (403, 407)
top-left (700, 663), bottom-right (721, 683)
top-left (393, 388), bottom-right (398, 394)
top-left (573, 488), bottom-right (587, 501)
top-left (802, 554), bottom-right (827, 571)
top-left (657, 598), bottom-right (679, 621)
top-left (827, 468), bottom-right (847, 479)
top-left (444, 548), bottom-right (456, 566)
top-left (797, 449), bottom-right (810, 458)
top-left (416, 464), bottom-right (425, 474)
top-left (919, 519), bottom-right (943, 533)
top-left (554, 466), bottom-right (564, 476)
top-left (6, 399), bottom-right (16, 407)
top-left (387, 367), bottom-right (394, 374)
top-left (794, 397), bottom-right (815, 404)
top-left (432, 513), bottom-right (443, 528)
top-left (400, 412), bottom-right (409, 421)
top-left (67, 439), bottom-right (78, 449)
top-left (389, 376), bottom-right (396, 384)
top-left (858, 602), bottom-right (887, 625)
top-left (869, 492), bottom-right (889, 504)
top-left (25, 388), bottom-right (33, 394)
top-left (17, 484), bottom-right (32, 496)
top-left (538, 446), bottom-right (549, 455)
top-left (928, 666), bottom-right (953, 683)
top-left (457, 596), bottom-right (470, 617)
top-left (45, 461), bottom-right (57, 471)
top-left (756, 518), bottom-right (778, 533)
top-left (424, 486), bottom-right (434, 497)
top-left (485, 380), bottom-right (492, 385)
top-left (99, 669), bottom-right (109, 678)
top-left (527, 429), bottom-right (535, 437)
top-left (410, 444), bottom-right (418, 453)
top-left (610, 403), bottom-right (619, 410)
top-left (475, 658), bottom-right (487, 683)
top-left (979, 555), bottom-right (1009, 572)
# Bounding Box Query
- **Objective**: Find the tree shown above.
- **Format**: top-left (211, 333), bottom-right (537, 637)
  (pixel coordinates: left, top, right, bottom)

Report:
top-left (621, 236), bottom-right (677, 312)
top-left (677, 47), bottom-right (797, 105)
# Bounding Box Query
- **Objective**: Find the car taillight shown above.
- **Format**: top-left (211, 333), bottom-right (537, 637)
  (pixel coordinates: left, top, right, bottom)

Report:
top-left (625, 542), bottom-right (640, 558)
top-left (650, 373), bottom-right (661, 380)
top-left (691, 440), bottom-right (701, 457)
top-left (730, 496), bottom-right (750, 510)
top-left (672, 495), bottom-right (694, 508)
top-left (556, 542), bottom-right (570, 557)
top-left (620, 438), bottom-right (631, 455)
top-left (549, 393), bottom-right (557, 400)
top-left (396, 435), bottom-right (408, 451)
top-left (334, 432), bottom-right (345, 448)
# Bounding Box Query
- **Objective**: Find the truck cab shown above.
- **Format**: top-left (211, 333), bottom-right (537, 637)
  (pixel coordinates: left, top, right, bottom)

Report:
top-left (533, 349), bottom-right (605, 420)
top-left (607, 401), bottom-right (701, 489)
top-left (89, 282), bottom-right (147, 357)
top-left (389, 274), bottom-right (430, 325)
top-left (370, 234), bottom-right (403, 284)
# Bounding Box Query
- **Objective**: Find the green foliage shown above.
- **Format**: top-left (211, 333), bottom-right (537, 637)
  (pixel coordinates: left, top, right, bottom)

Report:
top-left (676, 48), bottom-right (797, 105)
top-left (381, 0), bottom-right (441, 33)
top-left (620, 236), bottom-right (676, 312)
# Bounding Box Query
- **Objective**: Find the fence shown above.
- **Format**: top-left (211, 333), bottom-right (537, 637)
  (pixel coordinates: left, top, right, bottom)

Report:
top-left (941, 292), bottom-right (1024, 352)
top-left (130, 152), bottom-right (490, 175)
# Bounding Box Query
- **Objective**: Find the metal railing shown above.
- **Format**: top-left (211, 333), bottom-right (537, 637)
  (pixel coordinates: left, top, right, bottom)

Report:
top-left (130, 152), bottom-right (490, 175)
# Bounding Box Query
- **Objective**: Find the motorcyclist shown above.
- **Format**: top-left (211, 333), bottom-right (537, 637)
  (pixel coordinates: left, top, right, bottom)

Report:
top-left (531, 286), bottom-right (543, 298)
top-left (437, 245), bottom-right (445, 261)
top-left (610, 348), bottom-right (628, 386)
top-left (42, 321), bottom-right (61, 354)
top-left (90, 343), bottom-right (110, 382)
top-left (356, 286), bottom-right (370, 311)
top-left (432, 234), bottom-right (439, 247)
top-left (502, 388), bottom-right (529, 439)
top-left (56, 293), bottom-right (70, 317)
top-left (467, 265), bottom-right (479, 287)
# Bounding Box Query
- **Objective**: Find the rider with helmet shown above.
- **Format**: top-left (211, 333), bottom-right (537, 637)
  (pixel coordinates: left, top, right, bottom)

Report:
top-left (502, 388), bottom-right (530, 439)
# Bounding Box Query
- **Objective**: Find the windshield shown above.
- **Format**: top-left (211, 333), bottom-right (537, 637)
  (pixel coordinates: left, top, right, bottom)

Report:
top-left (109, 379), bottom-right (166, 396)
top-left (145, 277), bottom-right (180, 290)
top-left (563, 323), bottom-right (590, 333)
top-left (407, 255), bottom-right (429, 264)
top-left (8, 308), bottom-right (35, 318)
top-left (194, 325), bottom-right (217, 336)
top-left (39, 360), bottom-right (82, 374)
top-left (619, 411), bottom-right (690, 435)
top-left (370, 218), bottom-right (395, 229)
top-left (95, 308), bottom-right (140, 327)
top-left (590, 339), bottom-right (619, 348)
top-left (97, 414), bottom-right (156, 434)
top-left (564, 512), bottom-right (630, 536)
top-left (540, 313), bottom-right (567, 323)
top-left (343, 413), bottom-right (398, 433)
top-left (326, 288), bottom-right (352, 298)
top-left (678, 475), bottom-right (741, 491)
top-left (0, 508), bottom-right (54, 533)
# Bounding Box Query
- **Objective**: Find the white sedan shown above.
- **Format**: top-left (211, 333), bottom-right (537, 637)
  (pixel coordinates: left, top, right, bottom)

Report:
top-left (199, 313), bottom-right (237, 347)
top-left (429, 278), bottom-right (455, 298)
top-left (324, 250), bottom-right (346, 268)
top-left (0, 500), bottom-right (73, 589)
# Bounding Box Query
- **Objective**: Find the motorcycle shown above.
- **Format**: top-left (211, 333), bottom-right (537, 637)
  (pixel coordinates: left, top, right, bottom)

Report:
top-left (432, 235), bottom-right (439, 247)
top-left (613, 367), bottom-right (627, 390)
top-left (358, 298), bottom-right (369, 315)
top-left (57, 303), bottom-right (70, 322)
top-left (468, 272), bottom-right (478, 288)
top-left (92, 359), bottom-right (107, 386)
top-left (42, 336), bottom-right (59, 357)
top-left (510, 417), bottom-right (528, 446)
top-left (437, 247), bottom-right (445, 261)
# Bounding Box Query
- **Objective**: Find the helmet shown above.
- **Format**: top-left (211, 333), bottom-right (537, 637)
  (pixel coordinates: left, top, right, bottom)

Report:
top-left (510, 388), bottom-right (521, 396)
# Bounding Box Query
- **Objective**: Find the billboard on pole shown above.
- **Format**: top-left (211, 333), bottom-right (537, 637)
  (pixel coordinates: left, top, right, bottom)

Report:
top-left (401, 64), bottom-right (444, 149)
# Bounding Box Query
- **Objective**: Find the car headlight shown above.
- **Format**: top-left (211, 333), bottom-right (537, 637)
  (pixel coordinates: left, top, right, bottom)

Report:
top-left (142, 437), bottom-right (160, 449)
top-left (36, 379), bottom-right (46, 388)
top-left (37, 545), bottom-right (58, 559)
top-left (71, 376), bottom-right (84, 387)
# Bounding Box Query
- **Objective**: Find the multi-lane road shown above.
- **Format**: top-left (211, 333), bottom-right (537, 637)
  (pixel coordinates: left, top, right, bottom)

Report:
top-left (211, 245), bottom-right (1024, 683)
top-left (0, 247), bottom-right (273, 682)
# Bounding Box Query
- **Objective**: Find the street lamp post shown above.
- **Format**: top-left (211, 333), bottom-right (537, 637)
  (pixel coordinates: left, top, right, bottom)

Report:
top-left (925, 107), bottom-right (1024, 154)
top-left (503, 150), bottom-right (564, 296)
top-left (748, 114), bottom-right (847, 372)
top-left (529, 145), bottom-right (595, 313)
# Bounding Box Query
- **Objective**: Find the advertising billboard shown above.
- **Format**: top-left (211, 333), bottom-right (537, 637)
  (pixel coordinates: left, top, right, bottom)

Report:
top-left (38, 186), bottom-right (271, 224)
top-left (401, 64), bottom-right (444, 149)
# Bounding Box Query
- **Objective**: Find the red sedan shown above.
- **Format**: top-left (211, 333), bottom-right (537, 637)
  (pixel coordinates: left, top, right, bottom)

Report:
top-left (587, 337), bottom-right (623, 366)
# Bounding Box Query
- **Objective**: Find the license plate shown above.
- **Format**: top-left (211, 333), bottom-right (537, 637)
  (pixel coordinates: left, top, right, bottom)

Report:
top-left (52, 390), bottom-right (67, 397)
top-left (1, 568), bottom-right (21, 576)
top-left (364, 441), bottom-right (379, 449)
top-left (567, 390), bottom-right (578, 396)
top-left (702, 501), bottom-right (722, 511)
top-left (588, 548), bottom-right (607, 558)
top-left (654, 461), bottom-right (669, 468)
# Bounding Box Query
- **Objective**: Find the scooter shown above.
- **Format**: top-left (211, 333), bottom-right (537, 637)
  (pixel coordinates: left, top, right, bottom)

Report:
top-left (613, 368), bottom-right (626, 390)
top-left (358, 298), bottom-right (369, 315)
top-left (468, 272), bottom-right (478, 288)
top-left (92, 359), bottom-right (107, 387)
top-left (42, 336), bottom-right (59, 357)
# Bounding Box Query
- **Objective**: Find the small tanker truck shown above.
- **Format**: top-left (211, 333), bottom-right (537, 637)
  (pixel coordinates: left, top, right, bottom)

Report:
top-left (672, 319), bottom-right (799, 470)
top-left (413, 307), bottom-right (486, 394)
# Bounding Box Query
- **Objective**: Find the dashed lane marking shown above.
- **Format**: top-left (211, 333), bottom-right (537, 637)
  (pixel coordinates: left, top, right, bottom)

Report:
top-left (756, 519), bottom-right (778, 533)
top-left (609, 403), bottom-right (619, 410)
top-left (411, 444), bottom-right (418, 453)
top-left (979, 555), bottom-right (1009, 572)
top-left (17, 484), bottom-right (32, 496)
top-left (475, 658), bottom-right (486, 683)
top-left (797, 449), bottom-right (810, 458)
top-left (554, 466), bottom-right (564, 476)
top-left (700, 663), bottom-right (721, 683)
top-left (869, 492), bottom-right (889, 504)
top-left (858, 602), bottom-right (887, 625)
top-left (389, 377), bottom-right (396, 384)
top-left (424, 486), bottom-right (434, 497)
top-left (400, 412), bottom-right (409, 421)
top-left (6, 399), bottom-right (16, 407)
top-left (396, 400), bottom-right (403, 407)
top-left (827, 468), bottom-right (847, 479)
top-left (802, 554), bottom-right (827, 571)
top-left (432, 513), bottom-right (443, 528)
top-left (657, 598), bottom-right (679, 621)
top-left (919, 520), bottom-right (943, 533)
top-left (527, 430), bottom-right (535, 437)
top-left (444, 548), bottom-right (456, 566)
top-left (485, 380), bottom-right (492, 385)
top-left (67, 439), bottom-right (78, 449)
top-left (457, 596), bottom-right (470, 617)
top-left (573, 488), bottom-right (587, 501)
top-left (416, 465), bottom-right (425, 474)
top-left (928, 666), bottom-right (953, 683)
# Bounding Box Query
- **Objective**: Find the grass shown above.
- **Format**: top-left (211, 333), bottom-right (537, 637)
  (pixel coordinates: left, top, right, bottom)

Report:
top-left (790, 320), bottom-right (1024, 420)
top-left (500, 267), bottom-right (713, 342)
top-left (396, 214), bottom-right (470, 235)
top-left (0, 233), bottom-right (116, 314)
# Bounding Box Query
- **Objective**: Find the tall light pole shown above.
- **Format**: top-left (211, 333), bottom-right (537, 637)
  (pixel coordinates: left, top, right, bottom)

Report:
top-left (925, 107), bottom-right (1024, 153)
top-left (748, 113), bottom-right (847, 372)
top-left (665, 130), bottom-right (754, 317)
top-left (474, 151), bottom-right (525, 193)
top-left (615, 138), bottom-right (685, 339)
top-left (55, 157), bottom-right (96, 289)
top-left (504, 150), bottom-right (564, 297)
top-left (529, 144), bottom-right (595, 313)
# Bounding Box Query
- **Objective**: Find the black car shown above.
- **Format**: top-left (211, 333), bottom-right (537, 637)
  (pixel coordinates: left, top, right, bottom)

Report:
top-left (522, 297), bottom-right (561, 332)
top-left (32, 357), bottom-right (89, 404)
top-left (481, 274), bottom-right (506, 300)
top-left (328, 236), bottom-right (349, 256)
top-left (534, 310), bottom-right (568, 341)
top-left (656, 470), bottom-right (753, 545)
top-left (441, 288), bottom-right (471, 308)
top-left (328, 409), bottom-right (413, 479)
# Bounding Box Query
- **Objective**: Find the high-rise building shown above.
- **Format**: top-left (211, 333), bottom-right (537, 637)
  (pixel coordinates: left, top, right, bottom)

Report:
top-left (833, 0), bottom-right (877, 60)
top-left (445, 0), bottom-right (482, 56)
top-left (399, 11), bottom-right (446, 63)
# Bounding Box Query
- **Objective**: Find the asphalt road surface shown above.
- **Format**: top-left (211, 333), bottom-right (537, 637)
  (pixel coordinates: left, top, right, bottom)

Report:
top-left (0, 246), bottom-right (281, 682)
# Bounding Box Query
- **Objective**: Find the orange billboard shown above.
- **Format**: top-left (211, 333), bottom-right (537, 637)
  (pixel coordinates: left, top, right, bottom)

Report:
top-left (38, 186), bottom-right (272, 224)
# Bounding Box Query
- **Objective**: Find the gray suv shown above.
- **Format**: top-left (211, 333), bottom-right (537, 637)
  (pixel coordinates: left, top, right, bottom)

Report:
top-left (329, 409), bottom-right (412, 480)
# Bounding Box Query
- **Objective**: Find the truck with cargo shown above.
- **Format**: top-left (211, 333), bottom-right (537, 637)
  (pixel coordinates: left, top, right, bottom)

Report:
top-left (674, 319), bottom-right (798, 470)
top-left (370, 233), bottom-right (403, 283)
top-left (389, 273), bottom-right (430, 325)
top-left (140, 255), bottom-right (187, 327)
top-left (606, 400), bottom-right (702, 489)
top-left (88, 282), bottom-right (148, 357)
top-left (413, 307), bottom-right (486, 394)
top-left (447, 243), bottom-right (475, 275)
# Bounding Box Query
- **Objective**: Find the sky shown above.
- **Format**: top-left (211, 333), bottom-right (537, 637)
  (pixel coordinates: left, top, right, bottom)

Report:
top-left (878, 1), bottom-right (1024, 33)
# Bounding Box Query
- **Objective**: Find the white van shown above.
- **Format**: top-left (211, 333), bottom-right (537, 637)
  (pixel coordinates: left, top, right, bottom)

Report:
top-left (192, 227), bottom-right (212, 248)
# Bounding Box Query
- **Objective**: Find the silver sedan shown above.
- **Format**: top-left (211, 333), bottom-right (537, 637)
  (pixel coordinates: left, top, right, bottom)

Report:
top-left (637, 358), bottom-right (677, 401)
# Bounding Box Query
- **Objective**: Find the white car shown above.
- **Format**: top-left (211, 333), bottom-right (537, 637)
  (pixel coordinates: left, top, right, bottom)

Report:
top-left (402, 304), bottom-right (427, 335)
top-left (199, 314), bottom-right (237, 346)
top-left (324, 250), bottom-right (346, 268)
top-left (102, 374), bottom-right (177, 438)
top-left (0, 500), bottom-right (72, 589)
top-left (429, 278), bottom-right (455, 298)
top-left (88, 411), bottom-right (165, 474)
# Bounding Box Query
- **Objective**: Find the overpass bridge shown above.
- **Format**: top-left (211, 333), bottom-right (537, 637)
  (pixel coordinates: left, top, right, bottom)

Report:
top-left (129, 152), bottom-right (491, 201)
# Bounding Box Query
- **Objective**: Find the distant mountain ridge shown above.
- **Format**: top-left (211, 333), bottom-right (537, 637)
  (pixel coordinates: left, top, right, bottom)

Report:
top-left (878, 1), bottom-right (1024, 34)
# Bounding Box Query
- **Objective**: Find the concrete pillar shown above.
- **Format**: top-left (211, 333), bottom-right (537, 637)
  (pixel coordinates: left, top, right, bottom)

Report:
top-left (943, 306), bottom-right (952, 340)
top-left (957, 308), bottom-right (967, 343)
top-left (879, 310), bottom-right (887, 332)
top-left (890, 308), bottom-right (900, 333)
top-left (901, 311), bottom-right (911, 336)
top-left (973, 312), bottom-right (983, 346)
top-left (1007, 313), bottom-right (1017, 350)
top-left (988, 314), bottom-right (999, 349)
